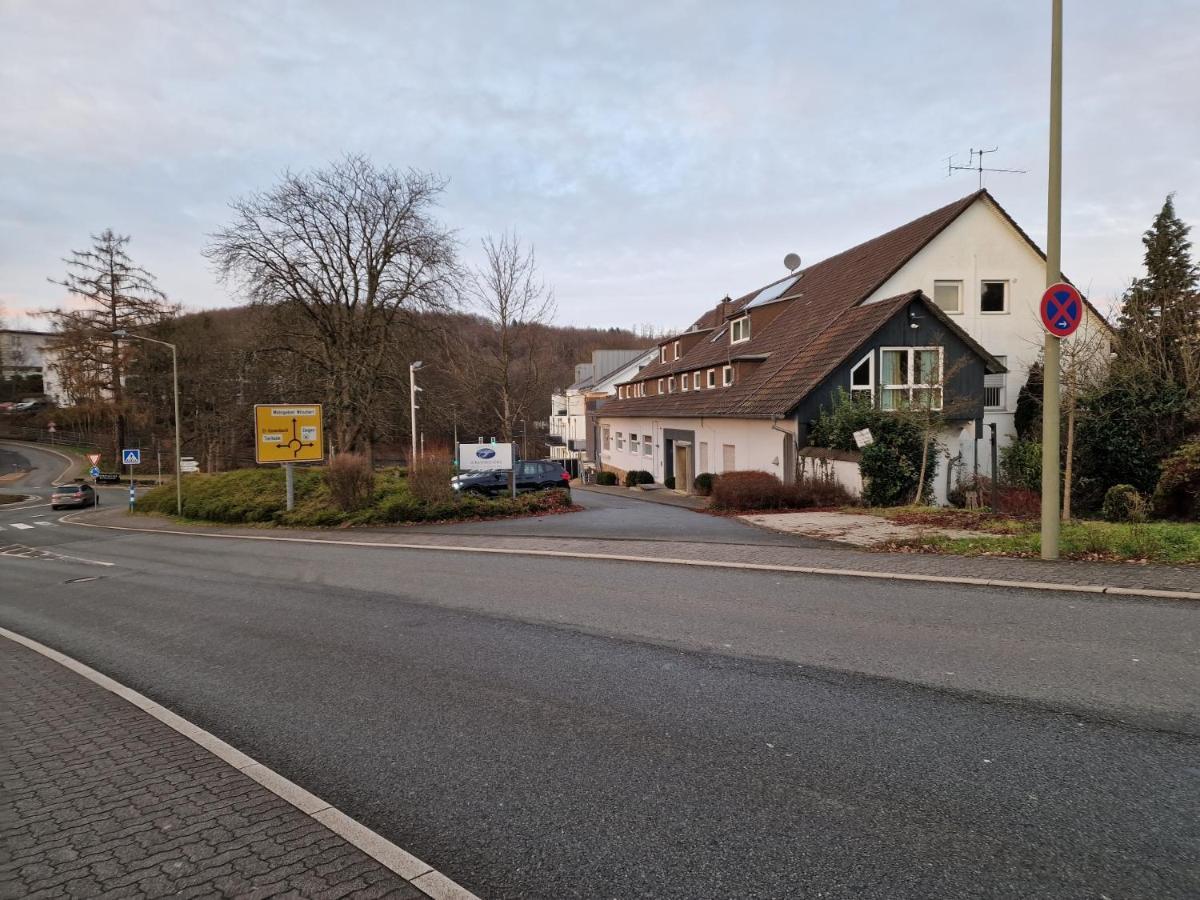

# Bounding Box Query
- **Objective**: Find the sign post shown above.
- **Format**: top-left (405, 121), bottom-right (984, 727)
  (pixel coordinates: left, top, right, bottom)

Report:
top-left (1040, 0), bottom-right (1065, 560)
top-left (122, 448), bottom-right (141, 511)
top-left (254, 405), bottom-right (324, 512)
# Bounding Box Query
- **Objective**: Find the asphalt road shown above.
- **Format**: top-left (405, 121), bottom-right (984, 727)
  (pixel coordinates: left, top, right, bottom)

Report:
top-left (1, 441), bottom-right (1198, 898)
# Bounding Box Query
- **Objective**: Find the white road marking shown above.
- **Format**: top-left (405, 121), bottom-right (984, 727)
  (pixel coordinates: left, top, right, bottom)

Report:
top-left (0, 626), bottom-right (479, 900)
top-left (33, 521), bottom-right (57, 527)
top-left (10, 523), bottom-right (33, 530)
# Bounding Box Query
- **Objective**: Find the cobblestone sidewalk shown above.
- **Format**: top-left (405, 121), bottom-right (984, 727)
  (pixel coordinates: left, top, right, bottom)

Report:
top-left (0, 639), bottom-right (424, 900)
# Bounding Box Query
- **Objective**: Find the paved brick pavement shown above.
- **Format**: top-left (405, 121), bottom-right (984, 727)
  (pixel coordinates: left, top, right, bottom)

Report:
top-left (78, 506), bottom-right (1200, 596)
top-left (0, 639), bottom-right (423, 900)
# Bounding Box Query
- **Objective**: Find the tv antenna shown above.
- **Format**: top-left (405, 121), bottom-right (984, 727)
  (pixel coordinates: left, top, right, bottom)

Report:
top-left (946, 146), bottom-right (1026, 189)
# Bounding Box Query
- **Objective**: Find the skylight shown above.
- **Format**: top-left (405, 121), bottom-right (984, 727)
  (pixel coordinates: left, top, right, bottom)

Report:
top-left (746, 275), bottom-right (800, 309)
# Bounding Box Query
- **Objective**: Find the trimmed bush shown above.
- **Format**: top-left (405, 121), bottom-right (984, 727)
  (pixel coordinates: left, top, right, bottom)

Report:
top-left (326, 452), bottom-right (374, 511)
top-left (710, 470), bottom-right (851, 512)
top-left (1151, 441), bottom-right (1200, 520)
top-left (595, 471), bottom-right (618, 486)
top-left (664, 476), bottom-right (676, 489)
top-left (693, 472), bottom-right (715, 496)
top-left (623, 469), bottom-right (654, 487)
top-left (1102, 484), bottom-right (1146, 523)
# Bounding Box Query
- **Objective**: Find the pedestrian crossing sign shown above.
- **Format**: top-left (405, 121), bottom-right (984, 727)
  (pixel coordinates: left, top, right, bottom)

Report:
top-left (122, 449), bottom-right (141, 465)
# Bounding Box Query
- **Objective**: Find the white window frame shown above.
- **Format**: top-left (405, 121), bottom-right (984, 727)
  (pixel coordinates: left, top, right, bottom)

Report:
top-left (722, 365), bottom-right (733, 386)
top-left (681, 374), bottom-right (689, 392)
top-left (615, 431), bottom-right (624, 451)
top-left (673, 340), bottom-right (681, 360)
top-left (730, 316), bottom-right (751, 344)
top-left (879, 347), bottom-right (943, 411)
top-left (849, 351), bottom-right (873, 400)
top-left (707, 368), bottom-right (716, 388)
top-left (933, 279), bottom-right (963, 314)
top-left (657, 378), bottom-right (664, 394)
top-left (660, 346), bottom-right (668, 363)
top-left (984, 355), bottom-right (1007, 410)
top-left (630, 433), bottom-right (640, 454)
top-left (642, 435), bottom-right (652, 457)
top-left (668, 376), bottom-right (675, 393)
top-left (980, 279), bottom-right (1009, 315)
top-left (693, 372), bottom-right (702, 390)
top-left (618, 385), bottom-right (625, 399)
top-left (602, 426), bottom-right (611, 451)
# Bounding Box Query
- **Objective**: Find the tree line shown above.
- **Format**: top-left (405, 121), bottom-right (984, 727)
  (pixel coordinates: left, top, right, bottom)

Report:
top-left (35, 155), bottom-right (650, 468)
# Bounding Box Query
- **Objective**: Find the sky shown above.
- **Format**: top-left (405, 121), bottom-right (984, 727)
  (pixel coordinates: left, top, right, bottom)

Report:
top-left (2, 0), bottom-right (1198, 332)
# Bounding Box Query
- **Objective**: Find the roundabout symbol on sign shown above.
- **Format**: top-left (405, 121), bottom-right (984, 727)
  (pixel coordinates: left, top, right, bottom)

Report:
top-left (1040, 282), bottom-right (1083, 338)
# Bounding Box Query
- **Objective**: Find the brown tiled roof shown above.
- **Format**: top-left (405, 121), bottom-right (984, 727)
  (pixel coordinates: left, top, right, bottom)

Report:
top-left (603, 190), bottom-right (990, 419)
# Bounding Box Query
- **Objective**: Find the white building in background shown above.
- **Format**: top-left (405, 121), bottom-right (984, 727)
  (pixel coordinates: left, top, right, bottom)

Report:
top-left (549, 348), bottom-right (656, 473)
top-left (0, 329), bottom-right (67, 404)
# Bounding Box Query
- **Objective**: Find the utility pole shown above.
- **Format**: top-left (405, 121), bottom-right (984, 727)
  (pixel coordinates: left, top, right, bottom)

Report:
top-left (409, 360), bottom-right (423, 466)
top-left (113, 330), bottom-right (182, 517)
top-left (1040, 0), bottom-right (1064, 559)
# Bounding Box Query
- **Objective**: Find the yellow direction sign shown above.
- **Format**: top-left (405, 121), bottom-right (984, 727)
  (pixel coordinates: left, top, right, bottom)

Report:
top-left (254, 404), bottom-right (324, 464)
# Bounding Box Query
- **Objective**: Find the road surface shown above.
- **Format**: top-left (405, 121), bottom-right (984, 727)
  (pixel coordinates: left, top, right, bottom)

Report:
top-left (1, 441), bottom-right (1197, 898)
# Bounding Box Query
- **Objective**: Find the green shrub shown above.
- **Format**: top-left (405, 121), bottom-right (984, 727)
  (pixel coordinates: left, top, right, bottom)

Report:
top-left (664, 476), bottom-right (676, 489)
top-left (693, 472), bottom-right (715, 496)
top-left (1151, 441), bottom-right (1200, 520)
top-left (1102, 484), bottom-right (1146, 522)
top-left (1000, 439), bottom-right (1041, 491)
top-left (623, 469), bottom-right (654, 487)
top-left (812, 388), bottom-right (929, 506)
top-left (595, 471), bottom-right (618, 486)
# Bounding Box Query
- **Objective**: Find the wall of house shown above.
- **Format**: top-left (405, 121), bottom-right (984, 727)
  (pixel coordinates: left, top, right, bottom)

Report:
top-left (864, 198), bottom-right (1111, 467)
top-left (597, 415), bottom-right (796, 485)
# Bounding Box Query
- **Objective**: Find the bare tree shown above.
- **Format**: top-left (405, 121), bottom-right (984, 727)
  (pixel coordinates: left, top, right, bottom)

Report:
top-left (1059, 322), bottom-right (1112, 520)
top-left (205, 155), bottom-right (458, 456)
top-left (43, 229), bottom-right (176, 463)
top-left (461, 232), bottom-right (556, 441)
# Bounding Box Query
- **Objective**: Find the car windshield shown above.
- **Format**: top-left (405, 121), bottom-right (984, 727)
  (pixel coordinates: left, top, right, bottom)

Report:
top-left (55, 485), bottom-right (82, 493)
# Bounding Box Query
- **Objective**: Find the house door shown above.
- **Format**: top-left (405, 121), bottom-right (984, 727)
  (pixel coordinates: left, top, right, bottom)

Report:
top-left (673, 442), bottom-right (692, 492)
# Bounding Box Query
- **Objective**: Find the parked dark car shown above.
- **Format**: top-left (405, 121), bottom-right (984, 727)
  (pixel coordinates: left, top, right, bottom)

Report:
top-left (451, 461), bottom-right (571, 497)
top-left (50, 483), bottom-right (97, 510)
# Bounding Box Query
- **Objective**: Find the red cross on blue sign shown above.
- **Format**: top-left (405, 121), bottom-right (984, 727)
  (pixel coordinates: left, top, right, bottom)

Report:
top-left (1040, 282), bottom-right (1083, 338)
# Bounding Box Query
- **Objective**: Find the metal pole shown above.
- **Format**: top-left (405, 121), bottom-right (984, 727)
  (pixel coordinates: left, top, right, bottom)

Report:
top-left (172, 343), bottom-right (182, 517)
top-left (1040, 0), bottom-right (1063, 559)
top-left (409, 365), bottom-right (419, 466)
top-left (284, 462), bottom-right (295, 511)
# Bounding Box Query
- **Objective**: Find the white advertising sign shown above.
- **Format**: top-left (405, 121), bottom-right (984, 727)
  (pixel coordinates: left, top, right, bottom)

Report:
top-left (459, 442), bottom-right (514, 471)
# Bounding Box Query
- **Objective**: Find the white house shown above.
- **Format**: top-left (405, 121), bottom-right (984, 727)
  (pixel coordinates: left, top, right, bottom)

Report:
top-left (0, 329), bottom-right (67, 404)
top-left (549, 348), bottom-right (657, 473)
top-left (597, 190), bottom-right (1111, 502)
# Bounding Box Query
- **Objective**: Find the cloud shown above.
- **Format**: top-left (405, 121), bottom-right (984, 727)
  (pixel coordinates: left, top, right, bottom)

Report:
top-left (1, 0), bottom-right (1197, 330)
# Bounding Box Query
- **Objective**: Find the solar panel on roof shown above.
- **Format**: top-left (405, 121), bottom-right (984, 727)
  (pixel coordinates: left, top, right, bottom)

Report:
top-left (746, 275), bottom-right (800, 309)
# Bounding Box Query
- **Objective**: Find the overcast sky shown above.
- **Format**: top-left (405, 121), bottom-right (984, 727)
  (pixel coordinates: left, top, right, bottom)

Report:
top-left (2, 1), bottom-right (1197, 332)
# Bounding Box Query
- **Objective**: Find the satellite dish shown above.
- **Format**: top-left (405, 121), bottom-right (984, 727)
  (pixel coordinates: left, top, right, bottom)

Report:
top-left (784, 253), bottom-right (802, 272)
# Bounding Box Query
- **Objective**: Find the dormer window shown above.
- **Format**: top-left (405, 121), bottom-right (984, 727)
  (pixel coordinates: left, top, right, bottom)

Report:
top-left (673, 340), bottom-right (681, 360)
top-left (730, 316), bottom-right (751, 344)
top-left (722, 365), bottom-right (733, 386)
top-left (658, 378), bottom-right (664, 394)
top-left (660, 346), bottom-right (668, 364)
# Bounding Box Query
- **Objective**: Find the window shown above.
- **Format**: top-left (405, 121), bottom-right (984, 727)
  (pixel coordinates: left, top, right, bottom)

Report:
top-left (643, 435), bottom-right (652, 457)
top-left (668, 376), bottom-right (675, 393)
top-left (880, 347), bottom-right (942, 411)
top-left (673, 341), bottom-right (681, 360)
top-left (722, 365), bottom-right (733, 386)
top-left (707, 369), bottom-right (716, 388)
top-left (850, 352), bottom-right (873, 399)
top-left (933, 280), bottom-right (962, 314)
top-left (630, 433), bottom-right (640, 454)
top-left (693, 372), bottom-right (702, 390)
top-left (681, 374), bottom-right (689, 392)
top-left (615, 431), bottom-right (624, 451)
top-left (602, 426), bottom-right (611, 451)
top-left (985, 355), bottom-right (1007, 409)
top-left (657, 378), bottom-right (664, 394)
top-left (660, 346), bottom-right (668, 363)
top-left (722, 444), bottom-right (736, 472)
top-left (981, 280), bottom-right (1008, 313)
top-left (617, 385), bottom-right (624, 399)
top-left (730, 316), bottom-right (751, 343)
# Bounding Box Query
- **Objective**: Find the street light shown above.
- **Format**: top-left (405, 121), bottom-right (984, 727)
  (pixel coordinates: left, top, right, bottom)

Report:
top-left (409, 360), bottom-right (424, 466)
top-left (113, 329), bottom-right (182, 517)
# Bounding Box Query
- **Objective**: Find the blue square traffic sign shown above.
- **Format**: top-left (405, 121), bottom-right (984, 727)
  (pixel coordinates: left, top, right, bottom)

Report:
top-left (122, 448), bottom-right (141, 465)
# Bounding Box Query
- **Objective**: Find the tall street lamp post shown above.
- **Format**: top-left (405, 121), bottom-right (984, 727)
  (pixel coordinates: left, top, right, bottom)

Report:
top-left (114, 330), bottom-right (181, 516)
top-left (409, 360), bottom-right (424, 466)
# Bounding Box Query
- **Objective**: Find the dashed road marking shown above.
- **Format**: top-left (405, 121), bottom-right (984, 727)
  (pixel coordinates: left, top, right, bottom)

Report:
top-left (10, 523), bottom-right (33, 530)
top-left (33, 521), bottom-right (57, 527)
